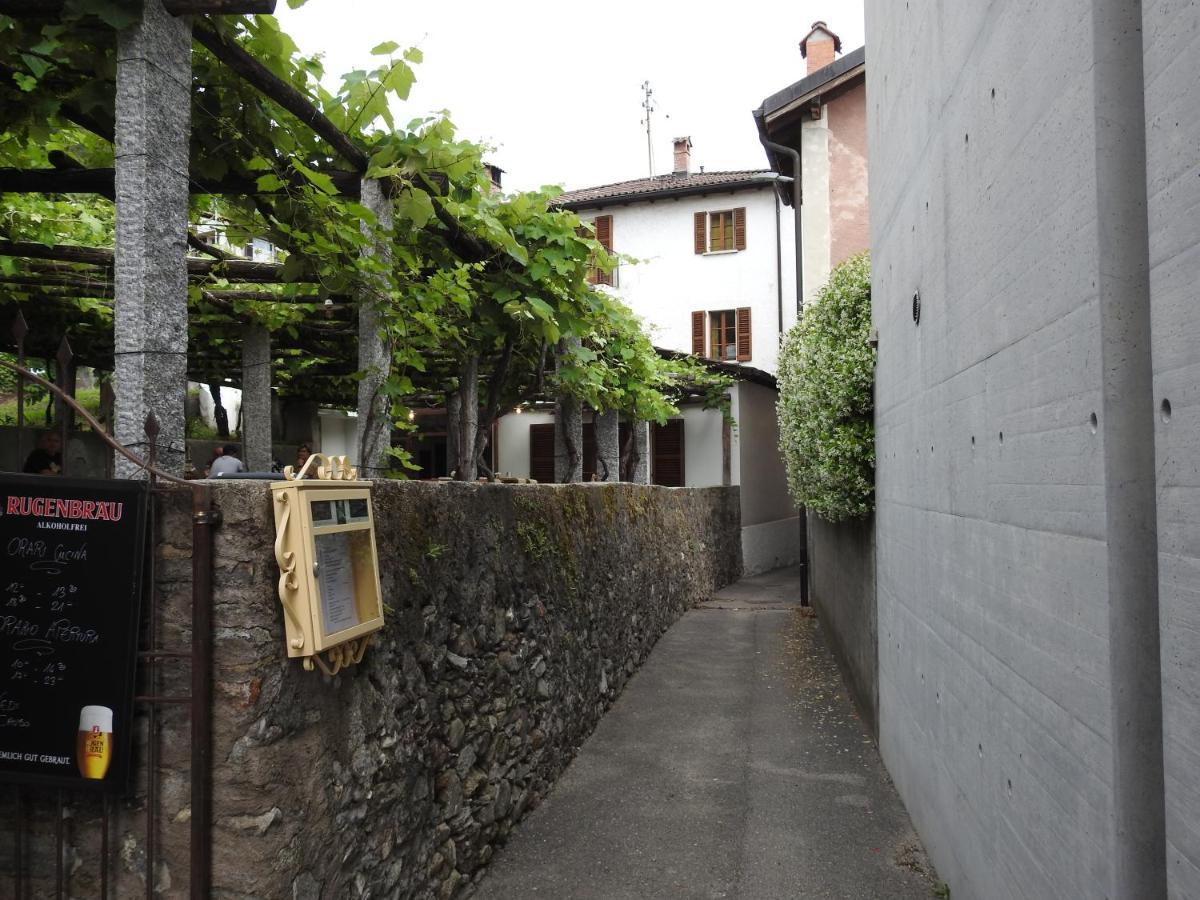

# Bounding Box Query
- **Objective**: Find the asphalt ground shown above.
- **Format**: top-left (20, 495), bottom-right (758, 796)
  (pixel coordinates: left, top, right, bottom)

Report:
top-left (475, 567), bottom-right (939, 900)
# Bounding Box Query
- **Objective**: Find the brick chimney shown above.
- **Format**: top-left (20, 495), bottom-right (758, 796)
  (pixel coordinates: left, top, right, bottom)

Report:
top-left (673, 136), bottom-right (692, 175)
top-left (800, 20), bottom-right (842, 75)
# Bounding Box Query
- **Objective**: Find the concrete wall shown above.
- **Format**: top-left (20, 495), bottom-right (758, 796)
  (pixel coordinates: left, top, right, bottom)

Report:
top-left (1, 481), bottom-right (741, 898)
top-left (807, 513), bottom-right (876, 735)
top-left (867, 1), bottom-right (1179, 897)
top-left (1143, 1), bottom-right (1200, 896)
top-left (573, 184), bottom-right (796, 373)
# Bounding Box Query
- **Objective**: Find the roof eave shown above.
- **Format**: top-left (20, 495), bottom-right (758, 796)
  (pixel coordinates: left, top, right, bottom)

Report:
top-left (553, 177), bottom-right (777, 212)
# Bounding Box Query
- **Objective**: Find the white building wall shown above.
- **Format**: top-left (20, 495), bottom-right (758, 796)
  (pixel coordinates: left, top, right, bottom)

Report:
top-left (801, 105), bottom-right (833, 310)
top-left (681, 405), bottom-right (727, 488)
top-left (317, 409), bottom-right (357, 463)
top-left (574, 183), bottom-right (795, 374)
top-left (495, 411), bottom-right (554, 478)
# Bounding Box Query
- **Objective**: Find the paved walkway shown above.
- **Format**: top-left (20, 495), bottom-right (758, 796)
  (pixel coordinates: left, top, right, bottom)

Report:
top-left (475, 567), bottom-right (938, 900)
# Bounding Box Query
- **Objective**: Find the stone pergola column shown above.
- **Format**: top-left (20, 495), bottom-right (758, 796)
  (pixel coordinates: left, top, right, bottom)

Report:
top-left (595, 409), bottom-right (619, 482)
top-left (554, 339), bottom-right (583, 483)
top-left (113, 1), bottom-right (192, 477)
top-left (631, 420), bottom-right (651, 485)
top-left (356, 178), bottom-right (394, 477)
top-left (241, 325), bottom-right (271, 472)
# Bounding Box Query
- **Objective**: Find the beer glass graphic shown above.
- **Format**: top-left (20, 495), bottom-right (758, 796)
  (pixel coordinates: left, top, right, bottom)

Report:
top-left (76, 705), bottom-right (113, 780)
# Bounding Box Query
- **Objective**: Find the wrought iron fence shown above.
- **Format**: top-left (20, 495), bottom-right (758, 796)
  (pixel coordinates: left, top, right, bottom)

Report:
top-left (2, 312), bottom-right (218, 899)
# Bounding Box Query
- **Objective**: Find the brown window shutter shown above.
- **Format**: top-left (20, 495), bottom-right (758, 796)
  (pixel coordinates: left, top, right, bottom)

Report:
top-left (694, 211), bottom-right (706, 254)
top-left (736, 307), bottom-right (752, 361)
top-left (691, 310), bottom-right (706, 356)
top-left (651, 419), bottom-right (685, 487)
top-left (529, 423), bottom-right (555, 483)
top-left (595, 215), bottom-right (613, 251)
top-left (594, 215), bottom-right (613, 285)
top-left (734, 207), bottom-right (747, 250)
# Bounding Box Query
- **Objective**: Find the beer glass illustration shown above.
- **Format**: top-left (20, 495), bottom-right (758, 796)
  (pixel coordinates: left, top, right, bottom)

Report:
top-left (76, 705), bottom-right (113, 780)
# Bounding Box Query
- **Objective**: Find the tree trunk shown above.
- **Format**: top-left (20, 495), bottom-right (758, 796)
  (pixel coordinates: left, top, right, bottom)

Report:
top-left (209, 380), bottom-right (230, 438)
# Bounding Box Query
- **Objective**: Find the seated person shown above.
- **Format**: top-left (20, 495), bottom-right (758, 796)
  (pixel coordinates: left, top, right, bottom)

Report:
top-left (208, 444), bottom-right (246, 477)
top-left (23, 431), bottom-right (63, 475)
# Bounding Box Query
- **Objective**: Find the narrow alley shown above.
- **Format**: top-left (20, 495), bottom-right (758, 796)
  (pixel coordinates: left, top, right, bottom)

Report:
top-left (476, 569), bottom-right (938, 899)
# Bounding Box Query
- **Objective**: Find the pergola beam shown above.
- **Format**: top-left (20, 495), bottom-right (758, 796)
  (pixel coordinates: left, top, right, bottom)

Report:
top-left (0, 166), bottom-right (362, 198)
top-left (0, 240), bottom-right (298, 283)
top-left (0, 1), bottom-right (277, 15)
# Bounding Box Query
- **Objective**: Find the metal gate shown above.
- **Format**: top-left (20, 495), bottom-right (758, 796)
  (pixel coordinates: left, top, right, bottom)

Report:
top-left (2, 312), bottom-right (218, 898)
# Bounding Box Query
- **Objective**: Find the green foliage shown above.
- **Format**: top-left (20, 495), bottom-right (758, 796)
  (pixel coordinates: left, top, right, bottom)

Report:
top-left (776, 252), bottom-right (874, 521)
top-left (0, 3), bottom-right (732, 478)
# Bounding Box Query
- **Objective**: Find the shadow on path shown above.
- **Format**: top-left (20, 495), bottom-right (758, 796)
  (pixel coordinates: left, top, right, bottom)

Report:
top-left (475, 568), bottom-right (938, 899)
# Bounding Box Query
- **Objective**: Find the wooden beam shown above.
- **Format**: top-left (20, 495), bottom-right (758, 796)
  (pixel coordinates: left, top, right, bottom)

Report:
top-left (0, 166), bottom-right (362, 198)
top-left (0, 240), bottom-right (309, 284)
top-left (0, 1), bottom-right (276, 15)
top-left (163, 0), bottom-right (277, 14)
top-left (191, 19), bottom-right (370, 172)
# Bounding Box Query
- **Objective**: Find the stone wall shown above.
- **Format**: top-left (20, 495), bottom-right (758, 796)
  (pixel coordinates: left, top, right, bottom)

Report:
top-left (205, 481), bottom-right (739, 898)
top-left (36, 479), bottom-right (732, 900)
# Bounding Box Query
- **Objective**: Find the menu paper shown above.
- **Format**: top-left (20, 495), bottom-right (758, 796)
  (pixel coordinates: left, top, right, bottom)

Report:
top-left (314, 530), bottom-right (359, 635)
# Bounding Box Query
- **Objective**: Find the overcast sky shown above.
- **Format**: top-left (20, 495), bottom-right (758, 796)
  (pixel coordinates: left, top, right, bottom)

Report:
top-left (275, 1), bottom-right (865, 194)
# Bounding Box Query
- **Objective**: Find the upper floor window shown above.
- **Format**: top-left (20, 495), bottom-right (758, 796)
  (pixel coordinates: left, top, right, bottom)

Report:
top-left (691, 307), bottom-right (752, 362)
top-left (709, 309), bottom-right (738, 361)
top-left (694, 207), bottom-right (747, 254)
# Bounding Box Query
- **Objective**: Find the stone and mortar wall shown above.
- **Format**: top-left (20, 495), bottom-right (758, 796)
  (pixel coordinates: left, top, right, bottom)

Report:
top-left (0, 481), bottom-right (739, 898)
top-left (206, 480), bottom-right (740, 898)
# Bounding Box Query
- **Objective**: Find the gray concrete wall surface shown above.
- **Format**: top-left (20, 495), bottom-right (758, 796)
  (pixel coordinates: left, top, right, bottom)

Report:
top-left (808, 513), bottom-right (877, 737)
top-left (1143, 1), bottom-right (1200, 896)
top-left (866, 1), bottom-right (1176, 897)
top-left (0, 481), bottom-right (741, 899)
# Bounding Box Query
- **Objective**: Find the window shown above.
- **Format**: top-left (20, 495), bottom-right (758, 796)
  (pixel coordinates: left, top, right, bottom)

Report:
top-left (691, 308), bottom-right (753, 361)
top-left (709, 309), bottom-right (738, 361)
top-left (693, 207), bottom-right (747, 254)
top-left (709, 211), bottom-right (735, 252)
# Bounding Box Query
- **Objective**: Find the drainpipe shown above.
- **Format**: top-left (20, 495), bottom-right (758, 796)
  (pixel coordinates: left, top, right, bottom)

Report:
top-left (774, 190), bottom-right (783, 336)
top-left (764, 139), bottom-right (809, 606)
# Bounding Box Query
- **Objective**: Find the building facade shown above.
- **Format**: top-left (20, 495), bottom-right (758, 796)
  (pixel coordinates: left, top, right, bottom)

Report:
top-left (493, 142), bottom-right (802, 575)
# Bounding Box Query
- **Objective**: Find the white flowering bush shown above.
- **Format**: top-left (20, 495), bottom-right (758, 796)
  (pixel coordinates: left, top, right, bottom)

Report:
top-left (777, 252), bottom-right (875, 521)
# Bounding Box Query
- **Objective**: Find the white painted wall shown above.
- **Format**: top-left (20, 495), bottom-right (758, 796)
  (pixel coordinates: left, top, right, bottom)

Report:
top-left (801, 105), bottom-right (833, 309)
top-left (573, 183), bottom-right (795, 374)
top-left (317, 409), bottom-right (357, 463)
top-left (681, 405), bottom-right (727, 488)
top-left (495, 411), bottom-right (554, 478)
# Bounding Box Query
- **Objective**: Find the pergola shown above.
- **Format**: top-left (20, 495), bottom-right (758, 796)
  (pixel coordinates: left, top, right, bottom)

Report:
top-left (0, 0), bottom-right (510, 477)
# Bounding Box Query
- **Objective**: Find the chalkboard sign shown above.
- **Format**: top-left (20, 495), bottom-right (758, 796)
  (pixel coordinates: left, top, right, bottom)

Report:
top-left (0, 474), bottom-right (148, 793)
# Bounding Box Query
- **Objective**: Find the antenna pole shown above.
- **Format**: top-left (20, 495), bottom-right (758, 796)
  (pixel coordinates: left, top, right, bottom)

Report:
top-left (641, 80), bottom-right (655, 178)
